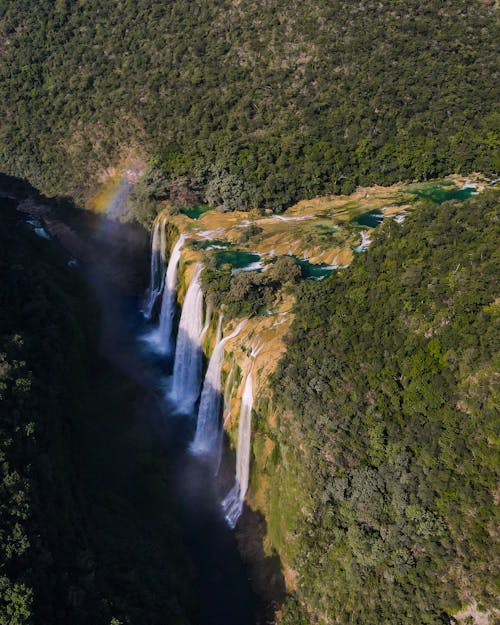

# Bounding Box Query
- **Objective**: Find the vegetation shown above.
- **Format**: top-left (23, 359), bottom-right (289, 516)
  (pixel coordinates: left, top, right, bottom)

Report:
top-left (0, 0), bottom-right (498, 619)
top-left (269, 190), bottom-right (499, 624)
top-left (201, 256), bottom-right (301, 318)
top-left (0, 199), bottom-right (193, 625)
top-left (0, 1), bottom-right (497, 213)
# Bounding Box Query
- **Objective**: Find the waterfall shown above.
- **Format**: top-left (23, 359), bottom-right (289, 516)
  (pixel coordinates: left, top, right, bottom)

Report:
top-left (222, 367), bottom-right (254, 528)
top-left (143, 216), bottom-right (168, 319)
top-left (190, 320), bottom-right (246, 469)
top-left (150, 233), bottom-right (187, 354)
top-left (169, 264), bottom-right (205, 413)
top-left (354, 230), bottom-right (371, 253)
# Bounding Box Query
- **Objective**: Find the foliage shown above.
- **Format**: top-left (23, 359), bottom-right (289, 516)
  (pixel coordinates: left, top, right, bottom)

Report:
top-left (0, 1), bottom-right (497, 212)
top-left (238, 223), bottom-right (264, 244)
top-left (201, 255), bottom-right (301, 318)
top-left (0, 199), bottom-right (193, 625)
top-left (271, 190), bottom-right (500, 624)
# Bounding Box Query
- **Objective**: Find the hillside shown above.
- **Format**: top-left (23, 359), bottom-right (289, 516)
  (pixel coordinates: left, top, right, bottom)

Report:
top-left (269, 188), bottom-right (499, 624)
top-left (0, 198), bottom-right (193, 625)
top-left (0, 0), bottom-right (497, 212)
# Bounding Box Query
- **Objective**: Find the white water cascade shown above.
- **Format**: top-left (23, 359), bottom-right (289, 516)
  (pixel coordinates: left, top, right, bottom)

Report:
top-left (222, 365), bottom-right (254, 528)
top-left (354, 230), bottom-right (371, 253)
top-left (169, 264), bottom-right (205, 413)
top-left (191, 320), bottom-right (246, 468)
top-left (147, 234), bottom-right (187, 354)
top-left (143, 216), bottom-right (168, 319)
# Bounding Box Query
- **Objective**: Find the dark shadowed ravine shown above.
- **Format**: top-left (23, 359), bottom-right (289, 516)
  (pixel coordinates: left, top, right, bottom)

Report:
top-left (82, 221), bottom-right (259, 625)
top-left (16, 204), bottom-right (260, 625)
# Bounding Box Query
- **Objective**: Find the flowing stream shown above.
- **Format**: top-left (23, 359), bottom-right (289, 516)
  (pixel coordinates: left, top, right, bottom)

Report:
top-left (354, 229), bottom-right (371, 253)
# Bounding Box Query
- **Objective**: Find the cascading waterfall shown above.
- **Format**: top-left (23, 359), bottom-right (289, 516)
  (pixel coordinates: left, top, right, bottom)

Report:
top-left (354, 230), bottom-right (371, 253)
top-left (148, 233), bottom-right (187, 354)
top-left (200, 302), bottom-right (213, 342)
top-left (222, 366), bottom-right (254, 528)
top-left (143, 216), bottom-right (168, 319)
top-left (169, 263), bottom-right (205, 413)
top-left (190, 319), bottom-right (246, 469)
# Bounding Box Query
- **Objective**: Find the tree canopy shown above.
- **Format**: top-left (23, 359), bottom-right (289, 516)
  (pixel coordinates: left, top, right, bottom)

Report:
top-left (0, 0), bottom-right (497, 213)
top-left (269, 189), bottom-right (499, 624)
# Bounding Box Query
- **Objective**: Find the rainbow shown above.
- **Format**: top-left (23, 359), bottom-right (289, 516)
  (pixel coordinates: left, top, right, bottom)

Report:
top-left (90, 155), bottom-right (143, 218)
top-left (91, 172), bottom-right (130, 218)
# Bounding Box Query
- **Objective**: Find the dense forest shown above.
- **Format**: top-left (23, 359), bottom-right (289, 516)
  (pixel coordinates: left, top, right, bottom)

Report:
top-left (0, 1), bottom-right (498, 623)
top-left (0, 0), bottom-right (498, 214)
top-left (0, 198), bottom-right (193, 625)
top-left (269, 190), bottom-right (499, 624)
